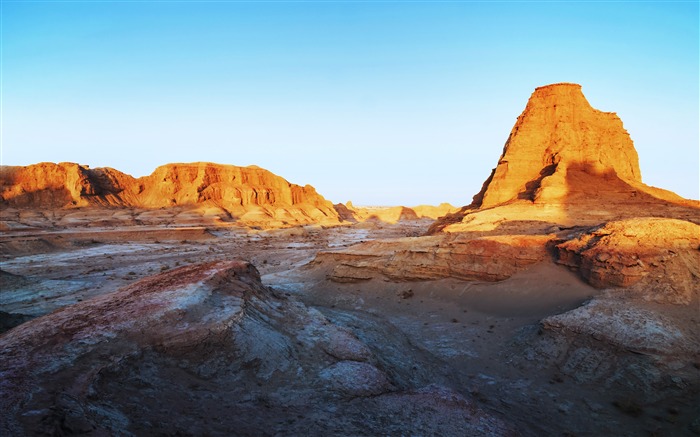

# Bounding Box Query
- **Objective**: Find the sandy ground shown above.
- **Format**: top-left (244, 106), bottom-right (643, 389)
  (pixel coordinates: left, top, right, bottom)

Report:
top-left (0, 221), bottom-right (424, 318)
top-left (1, 219), bottom-right (697, 435)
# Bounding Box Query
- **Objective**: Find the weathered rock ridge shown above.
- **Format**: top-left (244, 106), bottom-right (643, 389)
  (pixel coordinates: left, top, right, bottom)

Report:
top-left (0, 162), bottom-right (340, 227)
top-left (0, 261), bottom-right (513, 436)
top-left (313, 234), bottom-right (550, 283)
top-left (311, 217), bottom-right (700, 302)
top-left (554, 218), bottom-right (700, 304)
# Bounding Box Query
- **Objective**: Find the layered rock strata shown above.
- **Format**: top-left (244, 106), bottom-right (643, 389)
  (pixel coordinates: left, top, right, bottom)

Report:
top-left (430, 83), bottom-right (699, 234)
top-left (554, 218), bottom-right (700, 304)
top-left (477, 83), bottom-right (640, 208)
top-left (0, 261), bottom-right (513, 436)
top-left (313, 234), bottom-right (551, 283)
top-left (334, 202), bottom-right (458, 223)
top-left (0, 162), bottom-right (340, 227)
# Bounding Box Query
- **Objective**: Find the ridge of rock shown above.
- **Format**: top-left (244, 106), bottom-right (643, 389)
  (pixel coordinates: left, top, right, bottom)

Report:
top-left (0, 162), bottom-right (133, 208)
top-left (554, 218), bottom-right (700, 304)
top-left (0, 162), bottom-right (340, 227)
top-left (0, 261), bottom-right (513, 436)
top-left (333, 202), bottom-right (458, 223)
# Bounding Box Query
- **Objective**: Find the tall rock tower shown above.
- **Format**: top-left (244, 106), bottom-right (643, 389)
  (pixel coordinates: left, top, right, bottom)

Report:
top-left (474, 83), bottom-right (641, 208)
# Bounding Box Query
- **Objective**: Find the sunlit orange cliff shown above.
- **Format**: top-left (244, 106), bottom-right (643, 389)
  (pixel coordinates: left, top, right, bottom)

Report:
top-left (0, 162), bottom-right (340, 227)
top-left (430, 83), bottom-right (698, 234)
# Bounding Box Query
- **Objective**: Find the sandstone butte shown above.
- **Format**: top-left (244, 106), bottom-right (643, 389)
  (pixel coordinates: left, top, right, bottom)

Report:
top-left (313, 83), bottom-right (699, 296)
top-left (430, 83), bottom-right (699, 233)
top-left (0, 162), bottom-right (340, 227)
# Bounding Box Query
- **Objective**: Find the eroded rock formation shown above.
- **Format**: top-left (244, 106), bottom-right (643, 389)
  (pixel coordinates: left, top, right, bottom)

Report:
top-left (313, 234), bottom-right (550, 283)
top-left (308, 83), bottom-right (699, 320)
top-left (0, 162), bottom-right (131, 208)
top-left (0, 162), bottom-right (340, 227)
top-left (476, 83), bottom-right (640, 208)
top-left (0, 261), bottom-right (513, 436)
top-left (334, 202), bottom-right (458, 223)
top-left (430, 83), bottom-right (699, 234)
top-left (554, 218), bottom-right (700, 304)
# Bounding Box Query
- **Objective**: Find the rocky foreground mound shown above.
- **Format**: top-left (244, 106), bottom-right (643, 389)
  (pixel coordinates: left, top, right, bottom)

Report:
top-left (0, 162), bottom-right (340, 228)
top-left (0, 261), bottom-right (513, 436)
top-left (554, 218), bottom-right (700, 304)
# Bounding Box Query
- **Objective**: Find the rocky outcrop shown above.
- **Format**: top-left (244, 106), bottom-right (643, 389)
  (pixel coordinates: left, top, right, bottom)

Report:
top-left (312, 217), bottom-right (700, 297)
top-left (0, 261), bottom-right (512, 436)
top-left (313, 234), bottom-right (551, 283)
top-left (412, 203), bottom-right (459, 219)
top-left (554, 218), bottom-right (700, 304)
top-left (430, 83), bottom-right (699, 234)
top-left (0, 162), bottom-right (340, 227)
top-left (0, 162), bottom-right (132, 208)
top-left (476, 83), bottom-right (640, 208)
top-left (512, 294), bottom-right (700, 407)
top-left (132, 163), bottom-right (331, 211)
top-left (542, 298), bottom-right (697, 356)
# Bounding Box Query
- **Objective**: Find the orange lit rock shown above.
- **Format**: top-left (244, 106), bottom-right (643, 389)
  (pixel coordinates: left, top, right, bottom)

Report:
top-left (131, 163), bottom-right (329, 210)
top-left (430, 83), bottom-right (699, 234)
top-left (335, 202), bottom-right (458, 224)
top-left (475, 83), bottom-right (640, 208)
top-left (0, 162), bottom-right (340, 227)
top-left (0, 162), bottom-right (133, 208)
top-left (554, 218), bottom-right (700, 304)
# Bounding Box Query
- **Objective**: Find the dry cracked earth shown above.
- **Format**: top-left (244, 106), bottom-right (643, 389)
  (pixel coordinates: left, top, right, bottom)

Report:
top-left (1, 215), bottom-right (698, 436)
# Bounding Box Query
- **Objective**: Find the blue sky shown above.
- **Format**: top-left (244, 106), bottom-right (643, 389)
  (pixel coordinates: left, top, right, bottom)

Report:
top-left (2, 1), bottom-right (698, 205)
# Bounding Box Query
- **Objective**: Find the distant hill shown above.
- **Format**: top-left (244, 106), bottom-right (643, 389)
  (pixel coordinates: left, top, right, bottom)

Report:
top-left (0, 162), bottom-right (340, 228)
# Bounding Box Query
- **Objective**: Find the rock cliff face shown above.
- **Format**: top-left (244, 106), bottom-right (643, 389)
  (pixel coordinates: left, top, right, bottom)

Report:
top-left (430, 83), bottom-right (699, 234)
top-left (133, 163), bottom-right (331, 210)
top-left (0, 162), bottom-right (132, 208)
top-left (313, 234), bottom-right (550, 283)
top-left (475, 83), bottom-right (640, 208)
top-left (309, 83), bottom-right (699, 296)
top-left (554, 218), bottom-right (700, 304)
top-left (0, 162), bottom-right (340, 227)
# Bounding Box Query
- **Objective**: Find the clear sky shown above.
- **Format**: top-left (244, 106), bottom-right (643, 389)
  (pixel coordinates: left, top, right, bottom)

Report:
top-left (2, 1), bottom-right (698, 205)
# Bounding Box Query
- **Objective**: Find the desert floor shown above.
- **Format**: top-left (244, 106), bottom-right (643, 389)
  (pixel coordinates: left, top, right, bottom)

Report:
top-left (1, 218), bottom-right (697, 436)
